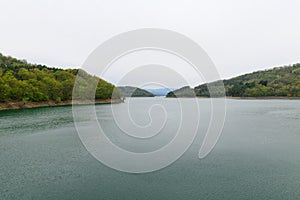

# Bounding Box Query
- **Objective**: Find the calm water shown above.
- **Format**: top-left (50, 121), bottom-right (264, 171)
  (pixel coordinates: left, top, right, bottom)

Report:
top-left (1, 98), bottom-right (300, 200)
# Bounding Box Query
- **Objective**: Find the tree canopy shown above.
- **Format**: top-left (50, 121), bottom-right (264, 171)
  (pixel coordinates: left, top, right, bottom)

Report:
top-left (0, 53), bottom-right (121, 102)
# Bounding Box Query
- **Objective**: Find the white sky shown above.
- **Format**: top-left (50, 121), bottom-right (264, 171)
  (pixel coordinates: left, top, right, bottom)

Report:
top-left (0, 0), bottom-right (299, 87)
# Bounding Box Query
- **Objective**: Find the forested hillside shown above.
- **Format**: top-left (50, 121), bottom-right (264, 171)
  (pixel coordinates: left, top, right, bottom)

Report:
top-left (167, 63), bottom-right (300, 97)
top-left (0, 53), bottom-right (122, 102)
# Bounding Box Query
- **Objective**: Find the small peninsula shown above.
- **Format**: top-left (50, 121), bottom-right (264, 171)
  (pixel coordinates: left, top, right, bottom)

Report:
top-left (118, 86), bottom-right (155, 97)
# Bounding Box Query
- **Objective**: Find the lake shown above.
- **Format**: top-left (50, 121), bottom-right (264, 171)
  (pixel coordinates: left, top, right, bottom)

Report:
top-left (1, 98), bottom-right (300, 200)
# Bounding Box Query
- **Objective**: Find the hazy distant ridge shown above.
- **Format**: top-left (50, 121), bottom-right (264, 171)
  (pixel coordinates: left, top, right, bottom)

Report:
top-left (118, 86), bottom-right (155, 97)
top-left (144, 88), bottom-right (173, 96)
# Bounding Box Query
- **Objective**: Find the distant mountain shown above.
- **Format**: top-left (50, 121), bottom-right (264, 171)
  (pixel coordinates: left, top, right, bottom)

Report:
top-left (144, 88), bottom-right (173, 96)
top-left (118, 86), bottom-right (155, 97)
top-left (167, 63), bottom-right (300, 98)
top-left (166, 86), bottom-right (195, 97)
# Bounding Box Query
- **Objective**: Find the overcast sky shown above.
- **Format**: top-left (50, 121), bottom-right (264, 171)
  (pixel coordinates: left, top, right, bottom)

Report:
top-left (0, 0), bottom-right (299, 87)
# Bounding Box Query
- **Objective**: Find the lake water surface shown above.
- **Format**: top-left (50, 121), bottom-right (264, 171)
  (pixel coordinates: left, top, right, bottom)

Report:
top-left (1, 98), bottom-right (300, 200)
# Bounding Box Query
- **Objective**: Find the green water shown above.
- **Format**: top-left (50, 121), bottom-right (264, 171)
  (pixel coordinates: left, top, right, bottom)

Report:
top-left (1, 99), bottom-right (300, 200)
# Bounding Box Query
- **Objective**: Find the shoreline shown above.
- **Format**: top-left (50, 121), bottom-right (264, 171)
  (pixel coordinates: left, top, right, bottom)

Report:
top-left (226, 96), bottom-right (300, 100)
top-left (1, 96), bottom-right (299, 111)
top-left (0, 99), bottom-right (124, 111)
top-left (166, 96), bottom-right (300, 100)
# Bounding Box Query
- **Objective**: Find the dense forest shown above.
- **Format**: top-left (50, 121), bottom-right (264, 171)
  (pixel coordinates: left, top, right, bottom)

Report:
top-left (118, 86), bottom-right (155, 97)
top-left (0, 53), bottom-right (122, 102)
top-left (167, 63), bottom-right (300, 97)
